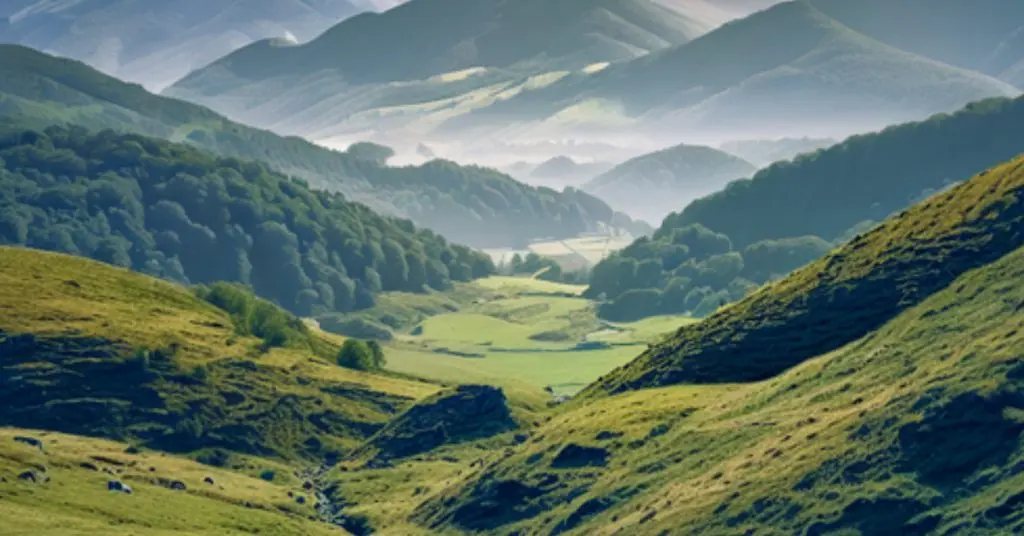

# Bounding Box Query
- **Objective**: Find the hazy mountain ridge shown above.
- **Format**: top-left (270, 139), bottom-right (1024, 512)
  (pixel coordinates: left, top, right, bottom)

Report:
top-left (0, 0), bottom-right (370, 91)
top-left (0, 44), bottom-right (642, 249)
top-left (811, 0), bottom-right (1024, 81)
top-left (437, 1), bottom-right (1018, 142)
top-left (165, 0), bottom-right (705, 120)
top-left (584, 143), bottom-right (757, 222)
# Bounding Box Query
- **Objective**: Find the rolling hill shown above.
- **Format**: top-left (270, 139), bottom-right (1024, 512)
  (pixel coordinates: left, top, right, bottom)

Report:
top-left (527, 156), bottom-right (615, 187)
top-left (718, 136), bottom-right (837, 167)
top-left (673, 95), bottom-right (1024, 248)
top-left (0, 247), bottom-right (441, 460)
top-left (581, 95), bottom-right (1024, 322)
top-left (161, 0), bottom-right (712, 146)
top-left (0, 44), bottom-right (642, 248)
top-left (586, 154), bottom-right (1024, 396)
top-left (583, 143), bottom-right (757, 222)
top-left (167, 0), bottom-right (706, 94)
top-left (436, 1), bottom-right (1019, 142)
top-left (408, 155), bottom-right (1024, 536)
top-left (0, 0), bottom-right (369, 91)
top-left (0, 123), bottom-right (495, 316)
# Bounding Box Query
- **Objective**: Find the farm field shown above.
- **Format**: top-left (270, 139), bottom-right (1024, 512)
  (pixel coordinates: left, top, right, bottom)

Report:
top-left (330, 275), bottom-right (695, 396)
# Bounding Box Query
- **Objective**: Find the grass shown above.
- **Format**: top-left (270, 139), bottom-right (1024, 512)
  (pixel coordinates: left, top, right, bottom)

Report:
top-left (0, 247), bottom-right (439, 461)
top-left (327, 275), bottom-right (692, 396)
top-left (582, 154), bottom-right (1024, 397)
top-left (412, 240), bottom-right (1024, 534)
top-left (0, 429), bottom-right (340, 535)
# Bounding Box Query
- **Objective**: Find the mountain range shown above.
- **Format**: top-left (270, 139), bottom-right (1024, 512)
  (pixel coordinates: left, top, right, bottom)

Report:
top-left (160, 0), bottom-right (1022, 161)
top-left (0, 0), bottom-right (382, 91)
top-left (0, 44), bottom-right (648, 248)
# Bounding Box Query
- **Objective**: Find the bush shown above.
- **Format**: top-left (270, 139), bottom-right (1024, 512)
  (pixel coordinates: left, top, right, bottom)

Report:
top-left (337, 340), bottom-right (376, 371)
top-left (599, 288), bottom-right (663, 322)
top-left (367, 340), bottom-right (386, 369)
top-left (196, 282), bottom-right (308, 350)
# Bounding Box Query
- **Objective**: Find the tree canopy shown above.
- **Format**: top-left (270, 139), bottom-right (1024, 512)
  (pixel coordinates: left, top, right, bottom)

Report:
top-left (0, 124), bottom-right (495, 316)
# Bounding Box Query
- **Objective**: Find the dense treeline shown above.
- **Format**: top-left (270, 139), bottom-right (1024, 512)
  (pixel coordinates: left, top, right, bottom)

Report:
top-left (0, 44), bottom-right (644, 249)
top-left (0, 124), bottom-right (495, 315)
top-left (673, 96), bottom-right (1024, 247)
top-left (352, 159), bottom-right (623, 247)
top-left (585, 225), bottom-right (832, 321)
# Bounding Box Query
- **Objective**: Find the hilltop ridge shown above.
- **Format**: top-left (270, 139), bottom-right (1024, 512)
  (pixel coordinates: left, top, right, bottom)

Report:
top-left (582, 154), bottom-right (1024, 397)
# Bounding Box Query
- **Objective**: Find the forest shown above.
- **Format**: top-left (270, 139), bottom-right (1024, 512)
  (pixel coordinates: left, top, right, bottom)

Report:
top-left (0, 124), bottom-right (495, 316)
top-left (585, 224), bottom-right (833, 321)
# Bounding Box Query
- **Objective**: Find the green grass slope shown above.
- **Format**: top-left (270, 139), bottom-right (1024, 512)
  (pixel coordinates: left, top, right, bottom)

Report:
top-left (0, 428), bottom-right (344, 535)
top-left (583, 143), bottom-right (757, 223)
top-left (673, 95), bottom-right (1024, 247)
top-left (582, 154), bottom-right (1024, 397)
top-left (0, 44), bottom-right (635, 248)
top-left (413, 239), bottom-right (1024, 534)
top-left (0, 247), bottom-right (439, 461)
top-left (439, 1), bottom-right (1017, 138)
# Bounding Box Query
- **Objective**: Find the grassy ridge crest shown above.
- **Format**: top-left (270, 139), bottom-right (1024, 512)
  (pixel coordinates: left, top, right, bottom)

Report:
top-left (581, 154), bottom-right (1024, 397)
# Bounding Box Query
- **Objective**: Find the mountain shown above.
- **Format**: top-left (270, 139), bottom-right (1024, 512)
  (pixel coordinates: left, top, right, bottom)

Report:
top-left (0, 44), bottom-right (642, 248)
top-left (581, 96), bottom-right (1024, 322)
top-left (412, 154), bottom-right (1024, 535)
top-left (162, 0), bottom-right (711, 146)
top-left (0, 0), bottom-right (368, 91)
top-left (527, 156), bottom-right (615, 187)
top-left (654, 0), bottom-right (783, 20)
top-left (718, 136), bottom-right (837, 167)
top-left (168, 0), bottom-right (706, 91)
top-left (0, 123), bottom-right (497, 317)
top-left (437, 1), bottom-right (1019, 142)
top-left (583, 143), bottom-right (757, 222)
top-left (674, 95), bottom-right (1024, 248)
top-left (811, 0), bottom-right (1024, 86)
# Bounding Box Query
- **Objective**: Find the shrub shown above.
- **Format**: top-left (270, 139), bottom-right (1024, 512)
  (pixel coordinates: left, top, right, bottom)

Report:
top-left (337, 340), bottom-right (375, 371)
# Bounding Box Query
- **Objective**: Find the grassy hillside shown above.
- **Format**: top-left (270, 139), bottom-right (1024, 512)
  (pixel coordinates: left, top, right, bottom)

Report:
top-left (0, 44), bottom-right (639, 248)
top-left (583, 154), bottom-right (1024, 397)
top-left (439, 1), bottom-right (1017, 139)
top-left (0, 428), bottom-right (346, 535)
top-left (577, 96), bottom-right (1024, 323)
top-left (0, 123), bottom-right (496, 316)
top-left (675, 95), bottom-right (1024, 247)
top-left (0, 247), bottom-right (439, 461)
top-left (413, 239), bottom-right (1024, 534)
top-left (583, 143), bottom-right (757, 223)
